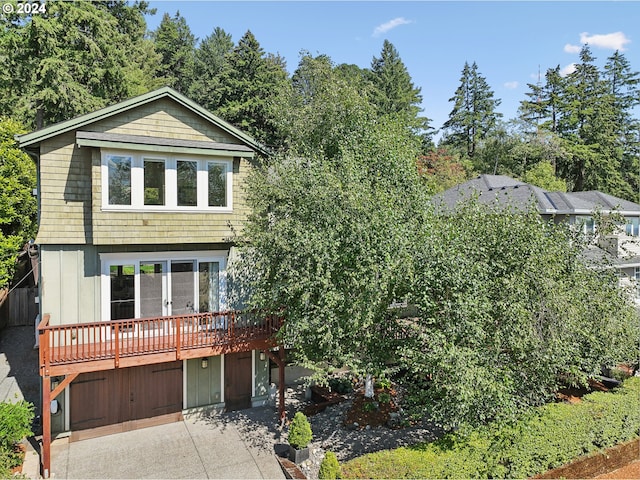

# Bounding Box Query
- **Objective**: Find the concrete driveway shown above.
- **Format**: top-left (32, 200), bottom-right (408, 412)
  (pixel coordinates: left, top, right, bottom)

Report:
top-left (21, 412), bottom-right (287, 479)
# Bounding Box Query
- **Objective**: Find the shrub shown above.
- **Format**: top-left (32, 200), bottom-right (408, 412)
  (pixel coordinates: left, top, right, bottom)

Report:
top-left (328, 376), bottom-right (353, 394)
top-left (319, 451), bottom-right (341, 479)
top-left (0, 400), bottom-right (33, 476)
top-left (288, 412), bottom-right (312, 449)
top-left (374, 377), bottom-right (391, 390)
top-left (341, 378), bottom-right (640, 479)
top-left (377, 392), bottom-right (392, 404)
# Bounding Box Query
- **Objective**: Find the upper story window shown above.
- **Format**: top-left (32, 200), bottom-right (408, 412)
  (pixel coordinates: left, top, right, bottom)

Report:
top-left (103, 150), bottom-right (232, 211)
top-left (108, 155), bottom-right (131, 205)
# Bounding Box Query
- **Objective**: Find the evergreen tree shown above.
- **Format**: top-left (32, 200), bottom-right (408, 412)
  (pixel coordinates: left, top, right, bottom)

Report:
top-left (604, 51), bottom-right (640, 201)
top-left (0, 1), bottom-right (160, 129)
top-left (151, 11), bottom-right (196, 93)
top-left (441, 62), bottom-right (502, 158)
top-left (214, 30), bottom-right (289, 147)
top-left (557, 46), bottom-right (630, 196)
top-left (369, 40), bottom-right (428, 134)
top-left (188, 27), bottom-right (234, 110)
top-left (519, 66), bottom-right (564, 134)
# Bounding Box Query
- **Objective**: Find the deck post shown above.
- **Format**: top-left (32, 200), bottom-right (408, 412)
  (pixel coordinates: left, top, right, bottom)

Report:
top-left (41, 375), bottom-right (51, 479)
top-left (263, 348), bottom-right (287, 423)
top-left (114, 322), bottom-right (119, 368)
top-left (176, 316), bottom-right (181, 360)
top-left (278, 347), bottom-right (286, 422)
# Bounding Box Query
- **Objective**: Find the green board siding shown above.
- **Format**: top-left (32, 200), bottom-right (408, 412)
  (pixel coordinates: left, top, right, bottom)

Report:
top-left (40, 245), bottom-right (101, 326)
top-left (186, 356), bottom-right (222, 408)
top-left (254, 353), bottom-right (269, 397)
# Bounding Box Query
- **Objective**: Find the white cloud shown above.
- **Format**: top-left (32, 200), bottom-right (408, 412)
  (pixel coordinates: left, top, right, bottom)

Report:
top-left (372, 17), bottom-right (412, 37)
top-left (560, 63), bottom-right (577, 76)
top-left (564, 43), bottom-right (581, 54)
top-left (579, 31), bottom-right (631, 51)
top-left (504, 81), bottom-right (519, 89)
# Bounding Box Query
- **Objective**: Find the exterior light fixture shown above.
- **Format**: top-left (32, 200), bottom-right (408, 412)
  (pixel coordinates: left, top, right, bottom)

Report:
top-left (201, 358), bottom-right (208, 369)
top-left (259, 352), bottom-right (266, 361)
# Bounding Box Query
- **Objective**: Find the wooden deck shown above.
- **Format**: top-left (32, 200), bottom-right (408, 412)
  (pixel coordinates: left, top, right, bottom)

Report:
top-left (38, 311), bottom-right (282, 376)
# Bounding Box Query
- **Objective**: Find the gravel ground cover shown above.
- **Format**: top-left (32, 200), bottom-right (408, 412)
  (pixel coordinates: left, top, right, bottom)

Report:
top-left (194, 385), bottom-right (441, 479)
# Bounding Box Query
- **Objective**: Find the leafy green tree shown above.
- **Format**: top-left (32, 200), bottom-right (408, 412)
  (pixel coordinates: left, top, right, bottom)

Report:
top-left (0, 1), bottom-right (160, 129)
top-left (275, 52), bottom-right (376, 159)
top-left (441, 62), bottom-right (502, 158)
top-left (188, 27), bottom-right (234, 110)
top-left (402, 202), bottom-right (639, 430)
top-left (151, 11), bottom-right (196, 94)
top-left (213, 30), bottom-right (289, 147)
top-left (0, 118), bottom-right (36, 288)
top-left (521, 160), bottom-right (567, 191)
top-left (233, 94), bottom-right (424, 375)
top-left (334, 63), bottom-right (372, 91)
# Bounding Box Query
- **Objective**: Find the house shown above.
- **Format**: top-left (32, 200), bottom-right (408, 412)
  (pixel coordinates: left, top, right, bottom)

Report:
top-left (18, 87), bottom-right (286, 478)
top-left (432, 174), bottom-right (640, 301)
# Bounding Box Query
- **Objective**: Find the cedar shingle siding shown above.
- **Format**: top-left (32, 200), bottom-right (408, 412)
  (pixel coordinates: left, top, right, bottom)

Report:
top-left (36, 97), bottom-right (252, 246)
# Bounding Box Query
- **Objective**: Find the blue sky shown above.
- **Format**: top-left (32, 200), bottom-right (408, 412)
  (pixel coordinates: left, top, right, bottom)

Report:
top-left (146, 1), bottom-right (640, 136)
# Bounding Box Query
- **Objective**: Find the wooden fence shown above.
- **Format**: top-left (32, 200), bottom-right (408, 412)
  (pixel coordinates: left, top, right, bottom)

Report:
top-left (0, 287), bottom-right (38, 328)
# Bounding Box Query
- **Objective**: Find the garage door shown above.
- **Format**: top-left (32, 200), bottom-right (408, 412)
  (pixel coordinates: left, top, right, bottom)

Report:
top-left (70, 362), bottom-right (183, 431)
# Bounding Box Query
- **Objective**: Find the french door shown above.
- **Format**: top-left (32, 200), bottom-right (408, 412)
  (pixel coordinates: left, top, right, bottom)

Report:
top-left (103, 252), bottom-right (226, 332)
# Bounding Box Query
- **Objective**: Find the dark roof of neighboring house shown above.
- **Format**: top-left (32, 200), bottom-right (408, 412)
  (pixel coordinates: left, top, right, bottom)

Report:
top-left (581, 244), bottom-right (640, 268)
top-left (432, 174), bottom-right (640, 216)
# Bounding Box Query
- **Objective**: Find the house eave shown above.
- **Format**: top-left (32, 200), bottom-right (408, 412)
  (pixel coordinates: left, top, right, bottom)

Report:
top-left (16, 87), bottom-right (269, 156)
top-left (76, 131), bottom-right (255, 158)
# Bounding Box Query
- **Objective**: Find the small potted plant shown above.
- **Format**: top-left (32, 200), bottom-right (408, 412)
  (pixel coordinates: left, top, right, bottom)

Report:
top-left (288, 411), bottom-right (312, 463)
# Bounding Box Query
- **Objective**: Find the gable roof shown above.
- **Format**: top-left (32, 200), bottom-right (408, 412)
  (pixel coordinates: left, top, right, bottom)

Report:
top-left (17, 87), bottom-right (269, 155)
top-left (432, 174), bottom-right (640, 216)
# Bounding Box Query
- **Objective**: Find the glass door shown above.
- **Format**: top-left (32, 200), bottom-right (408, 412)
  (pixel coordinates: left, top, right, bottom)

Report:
top-left (140, 261), bottom-right (167, 334)
top-left (170, 261), bottom-right (196, 315)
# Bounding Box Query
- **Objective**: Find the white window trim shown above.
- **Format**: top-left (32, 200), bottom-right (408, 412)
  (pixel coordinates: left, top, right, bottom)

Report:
top-left (101, 149), bottom-right (233, 213)
top-left (100, 250), bottom-right (228, 322)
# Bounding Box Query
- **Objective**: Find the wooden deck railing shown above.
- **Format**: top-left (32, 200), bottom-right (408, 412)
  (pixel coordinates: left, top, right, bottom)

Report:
top-left (38, 311), bottom-right (282, 375)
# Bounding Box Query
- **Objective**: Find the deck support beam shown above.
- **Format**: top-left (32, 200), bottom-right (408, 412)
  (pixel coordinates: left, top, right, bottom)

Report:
top-left (41, 372), bottom-right (78, 479)
top-left (41, 375), bottom-right (51, 479)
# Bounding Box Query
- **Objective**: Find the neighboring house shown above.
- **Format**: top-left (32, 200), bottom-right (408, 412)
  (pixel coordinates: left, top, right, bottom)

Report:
top-left (18, 88), bottom-right (285, 478)
top-left (432, 174), bottom-right (640, 301)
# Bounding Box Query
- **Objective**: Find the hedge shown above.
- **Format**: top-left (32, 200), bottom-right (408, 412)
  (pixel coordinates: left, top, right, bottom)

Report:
top-left (341, 377), bottom-right (640, 479)
top-left (0, 400), bottom-right (33, 478)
